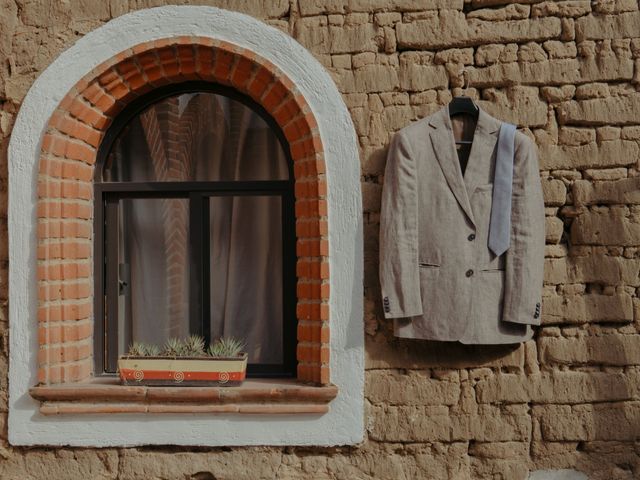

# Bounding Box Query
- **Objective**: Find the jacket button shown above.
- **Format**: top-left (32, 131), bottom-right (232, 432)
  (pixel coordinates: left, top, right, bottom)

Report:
top-left (468, 233), bottom-right (476, 241)
top-left (466, 269), bottom-right (474, 277)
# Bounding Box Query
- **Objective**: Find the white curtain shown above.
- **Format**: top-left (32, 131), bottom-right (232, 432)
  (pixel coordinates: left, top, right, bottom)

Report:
top-left (107, 93), bottom-right (288, 364)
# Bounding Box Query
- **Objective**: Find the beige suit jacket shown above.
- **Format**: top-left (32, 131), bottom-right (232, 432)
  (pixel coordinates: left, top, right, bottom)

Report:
top-left (379, 105), bottom-right (545, 344)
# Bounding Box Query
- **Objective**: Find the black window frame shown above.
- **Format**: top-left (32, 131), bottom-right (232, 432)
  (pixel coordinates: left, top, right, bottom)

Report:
top-left (93, 81), bottom-right (297, 378)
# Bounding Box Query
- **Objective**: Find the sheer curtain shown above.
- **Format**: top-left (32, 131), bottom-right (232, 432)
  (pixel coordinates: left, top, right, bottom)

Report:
top-left (105, 93), bottom-right (288, 364)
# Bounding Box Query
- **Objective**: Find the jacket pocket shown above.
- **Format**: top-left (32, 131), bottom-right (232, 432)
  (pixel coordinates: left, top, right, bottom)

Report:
top-left (474, 183), bottom-right (494, 193)
top-left (419, 262), bottom-right (440, 268)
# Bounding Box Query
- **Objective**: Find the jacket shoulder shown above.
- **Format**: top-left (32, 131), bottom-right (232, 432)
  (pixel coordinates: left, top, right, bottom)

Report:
top-left (513, 130), bottom-right (537, 157)
top-left (393, 116), bottom-right (432, 147)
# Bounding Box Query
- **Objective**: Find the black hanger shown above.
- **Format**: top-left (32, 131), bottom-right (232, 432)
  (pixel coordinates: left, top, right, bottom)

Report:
top-left (448, 96), bottom-right (479, 118)
top-left (448, 70), bottom-right (478, 146)
top-left (448, 96), bottom-right (478, 145)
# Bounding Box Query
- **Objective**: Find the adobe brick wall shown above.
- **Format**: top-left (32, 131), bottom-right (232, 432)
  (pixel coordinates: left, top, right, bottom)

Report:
top-left (1, 0), bottom-right (640, 479)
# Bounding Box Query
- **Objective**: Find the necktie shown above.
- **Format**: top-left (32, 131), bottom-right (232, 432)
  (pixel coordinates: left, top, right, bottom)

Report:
top-left (488, 122), bottom-right (516, 257)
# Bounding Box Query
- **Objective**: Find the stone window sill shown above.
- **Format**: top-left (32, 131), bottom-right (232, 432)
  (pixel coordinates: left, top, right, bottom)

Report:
top-left (29, 378), bottom-right (339, 415)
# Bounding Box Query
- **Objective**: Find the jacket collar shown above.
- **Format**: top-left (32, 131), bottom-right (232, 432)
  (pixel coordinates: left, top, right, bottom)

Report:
top-left (428, 104), bottom-right (502, 227)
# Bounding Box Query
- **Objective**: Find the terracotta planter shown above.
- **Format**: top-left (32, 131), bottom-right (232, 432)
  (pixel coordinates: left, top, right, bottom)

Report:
top-left (118, 353), bottom-right (248, 386)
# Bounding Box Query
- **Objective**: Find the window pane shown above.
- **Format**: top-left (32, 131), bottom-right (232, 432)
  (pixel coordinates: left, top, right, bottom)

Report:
top-left (209, 195), bottom-right (283, 365)
top-left (114, 198), bottom-right (191, 356)
top-left (103, 93), bottom-right (289, 182)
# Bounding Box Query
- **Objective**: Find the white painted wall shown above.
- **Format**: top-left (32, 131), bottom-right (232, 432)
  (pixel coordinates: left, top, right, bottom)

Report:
top-left (8, 6), bottom-right (363, 447)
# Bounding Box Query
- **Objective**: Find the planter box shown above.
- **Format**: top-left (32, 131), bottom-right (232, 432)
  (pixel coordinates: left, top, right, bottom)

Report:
top-left (118, 353), bottom-right (248, 386)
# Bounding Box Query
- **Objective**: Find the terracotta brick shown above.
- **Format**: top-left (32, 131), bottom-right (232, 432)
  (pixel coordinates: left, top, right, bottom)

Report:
top-left (290, 137), bottom-right (324, 162)
top-left (115, 58), bottom-right (139, 81)
top-left (38, 280), bottom-right (91, 302)
top-left (61, 101), bottom-right (106, 142)
top-left (212, 45), bottom-right (237, 83)
top-left (157, 46), bottom-right (180, 80)
top-left (297, 363), bottom-right (309, 381)
top-left (63, 140), bottom-right (96, 165)
top-left (152, 38), bottom-right (175, 50)
top-left (137, 50), bottom-right (164, 85)
top-left (37, 240), bottom-right (91, 260)
top-left (194, 45), bottom-right (216, 80)
top-left (40, 403), bottom-right (148, 414)
top-left (37, 302), bottom-right (92, 323)
top-left (295, 219), bottom-right (328, 238)
top-left (296, 199), bottom-right (328, 218)
top-left (298, 322), bottom-right (330, 343)
top-left (38, 325), bottom-right (62, 344)
top-left (37, 219), bottom-right (92, 239)
top-left (320, 323), bottom-right (330, 343)
top-left (320, 303), bottom-right (329, 320)
top-left (38, 341), bottom-right (91, 364)
top-left (283, 116), bottom-right (313, 144)
top-left (273, 94), bottom-right (305, 128)
top-left (67, 162), bottom-right (93, 182)
top-left (37, 200), bottom-right (92, 220)
top-left (38, 260), bottom-right (91, 281)
top-left (49, 111), bottom-right (102, 148)
top-left (38, 179), bottom-right (92, 200)
top-left (81, 82), bottom-right (115, 113)
top-left (41, 133), bottom-right (67, 158)
top-left (320, 282), bottom-right (330, 300)
top-left (319, 365), bottom-right (330, 385)
top-left (297, 323), bottom-right (310, 342)
top-left (262, 79), bottom-right (289, 112)
top-left (97, 68), bottom-right (131, 101)
top-left (75, 321), bottom-right (93, 340)
top-left (230, 55), bottom-right (256, 91)
top-left (297, 344), bottom-right (311, 362)
top-left (247, 65), bottom-right (275, 102)
top-left (176, 44), bottom-right (197, 79)
top-left (320, 345), bottom-right (330, 364)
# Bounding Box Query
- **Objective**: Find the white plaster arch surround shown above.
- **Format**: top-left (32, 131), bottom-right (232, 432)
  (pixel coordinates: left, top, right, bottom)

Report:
top-left (8, 6), bottom-right (363, 446)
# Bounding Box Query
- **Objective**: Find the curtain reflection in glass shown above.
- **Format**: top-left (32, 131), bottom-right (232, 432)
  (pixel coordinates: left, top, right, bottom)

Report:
top-left (108, 93), bottom-right (288, 363)
top-left (117, 198), bottom-right (191, 356)
top-left (210, 196), bottom-right (282, 364)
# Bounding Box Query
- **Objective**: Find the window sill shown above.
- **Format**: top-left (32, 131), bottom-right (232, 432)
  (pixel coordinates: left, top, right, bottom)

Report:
top-left (29, 378), bottom-right (339, 415)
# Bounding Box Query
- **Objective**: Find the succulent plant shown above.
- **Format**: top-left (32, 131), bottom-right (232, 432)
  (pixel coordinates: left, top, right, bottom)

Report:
top-left (127, 336), bottom-right (245, 358)
top-left (162, 337), bottom-right (185, 357)
top-left (183, 334), bottom-right (206, 357)
top-left (207, 337), bottom-right (245, 358)
top-left (128, 341), bottom-right (149, 357)
top-left (144, 343), bottom-right (161, 357)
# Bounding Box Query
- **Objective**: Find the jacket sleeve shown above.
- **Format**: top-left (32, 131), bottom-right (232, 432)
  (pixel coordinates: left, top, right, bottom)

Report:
top-left (502, 135), bottom-right (545, 326)
top-left (379, 130), bottom-right (422, 319)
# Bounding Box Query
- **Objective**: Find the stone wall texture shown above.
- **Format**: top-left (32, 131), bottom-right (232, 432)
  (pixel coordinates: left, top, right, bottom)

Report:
top-left (1, 0), bottom-right (640, 479)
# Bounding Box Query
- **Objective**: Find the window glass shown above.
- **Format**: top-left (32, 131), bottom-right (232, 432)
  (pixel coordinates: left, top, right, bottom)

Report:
top-left (113, 198), bottom-right (191, 357)
top-left (103, 93), bottom-right (289, 182)
top-left (209, 196), bottom-right (283, 365)
top-left (98, 89), bottom-right (295, 376)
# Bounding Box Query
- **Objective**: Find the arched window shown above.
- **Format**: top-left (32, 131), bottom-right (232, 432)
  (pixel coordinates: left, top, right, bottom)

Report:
top-left (94, 82), bottom-right (296, 377)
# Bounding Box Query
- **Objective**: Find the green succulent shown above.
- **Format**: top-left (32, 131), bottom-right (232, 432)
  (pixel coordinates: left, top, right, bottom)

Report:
top-left (183, 334), bottom-right (206, 357)
top-left (127, 341), bottom-right (149, 357)
top-left (162, 337), bottom-right (186, 357)
top-left (207, 337), bottom-right (245, 358)
top-left (144, 343), bottom-right (161, 357)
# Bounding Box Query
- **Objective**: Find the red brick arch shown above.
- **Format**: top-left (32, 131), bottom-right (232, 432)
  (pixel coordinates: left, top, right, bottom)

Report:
top-left (37, 36), bottom-right (329, 385)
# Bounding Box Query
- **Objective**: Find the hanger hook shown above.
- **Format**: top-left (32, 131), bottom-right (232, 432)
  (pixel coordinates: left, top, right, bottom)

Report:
top-left (462, 68), bottom-right (469, 90)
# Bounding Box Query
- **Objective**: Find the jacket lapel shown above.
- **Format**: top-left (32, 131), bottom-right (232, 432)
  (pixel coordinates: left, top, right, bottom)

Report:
top-left (429, 106), bottom-right (502, 226)
top-left (463, 108), bottom-right (501, 194)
